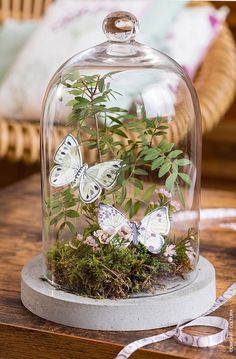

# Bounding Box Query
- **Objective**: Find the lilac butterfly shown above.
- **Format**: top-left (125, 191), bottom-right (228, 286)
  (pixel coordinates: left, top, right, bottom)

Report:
top-left (98, 203), bottom-right (170, 254)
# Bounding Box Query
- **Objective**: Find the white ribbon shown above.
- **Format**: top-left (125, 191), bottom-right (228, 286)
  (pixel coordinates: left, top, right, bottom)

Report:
top-left (115, 282), bottom-right (236, 359)
top-left (175, 316), bottom-right (228, 347)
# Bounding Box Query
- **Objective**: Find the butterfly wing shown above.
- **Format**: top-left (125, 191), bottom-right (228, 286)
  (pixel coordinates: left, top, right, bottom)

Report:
top-left (79, 172), bottom-right (102, 203)
top-left (49, 134), bottom-right (82, 188)
top-left (98, 203), bottom-right (133, 241)
top-left (49, 165), bottom-right (78, 187)
top-left (137, 207), bottom-right (170, 254)
top-left (86, 160), bottom-right (123, 189)
top-left (54, 134), bottom-right (82, 168)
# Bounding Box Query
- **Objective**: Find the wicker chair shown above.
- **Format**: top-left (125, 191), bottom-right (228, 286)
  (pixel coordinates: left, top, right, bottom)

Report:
top-left (0, 0), bottom-right (235, 164)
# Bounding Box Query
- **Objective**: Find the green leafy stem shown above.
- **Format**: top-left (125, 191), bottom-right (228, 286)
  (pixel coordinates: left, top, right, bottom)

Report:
top-left (46, 188), bottom-right (79, 239)
top-left (48, 71), bottom-right (193, 235)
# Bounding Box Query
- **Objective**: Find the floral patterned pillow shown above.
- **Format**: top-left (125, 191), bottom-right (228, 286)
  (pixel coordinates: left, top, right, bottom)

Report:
top-left (0, 0), bottom-right (186, 121)
top-left (160, 5), bottom-right (229, 79)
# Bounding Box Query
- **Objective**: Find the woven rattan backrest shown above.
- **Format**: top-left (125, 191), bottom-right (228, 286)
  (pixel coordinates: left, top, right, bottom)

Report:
top-left (0, 0), bottom-right (53, 21)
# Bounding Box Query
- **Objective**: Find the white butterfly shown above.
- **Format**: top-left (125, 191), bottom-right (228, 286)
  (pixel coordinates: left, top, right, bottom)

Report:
top-left (49, 134), bottom-right (123, 203)
top-left (98, 204), bottom-right (170, 254)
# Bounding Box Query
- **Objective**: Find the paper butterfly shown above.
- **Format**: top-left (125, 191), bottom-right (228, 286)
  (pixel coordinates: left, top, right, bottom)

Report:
top-left (49, 134), bottom-right (123, 203)
top-left (98, 203), bottom-right (170, 254)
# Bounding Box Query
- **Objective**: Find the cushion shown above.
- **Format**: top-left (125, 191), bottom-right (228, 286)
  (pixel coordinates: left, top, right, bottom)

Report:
top-left (160, 5), bottom-right (229, 78)
top-left (0, 0), bottom-right (186, 120)
top-left (0, 19), bottom-right (37, 83)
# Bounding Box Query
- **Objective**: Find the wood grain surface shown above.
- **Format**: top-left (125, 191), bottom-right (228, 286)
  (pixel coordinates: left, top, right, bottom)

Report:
top-left (0, 175), bottom-right (235, 359)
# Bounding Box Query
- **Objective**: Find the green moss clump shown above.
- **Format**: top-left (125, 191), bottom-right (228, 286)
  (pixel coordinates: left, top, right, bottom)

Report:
top-left (46, 239), bottom-right (172, 299)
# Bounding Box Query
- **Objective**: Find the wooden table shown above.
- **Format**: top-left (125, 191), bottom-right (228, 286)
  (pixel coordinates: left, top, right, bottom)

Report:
top-left (0, 175), bottom-right (235, 359)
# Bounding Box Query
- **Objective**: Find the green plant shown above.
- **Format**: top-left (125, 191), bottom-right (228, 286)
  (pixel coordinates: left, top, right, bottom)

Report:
top-left (45, 187), bottom-right (80, 239)
top-left (46, 227), bottom-right (196, 299)
top-left (45, 70), bottom-right (196, 299)
top-left (60, 71), bottom-right (192, 216)
top-left (47, 240), bottom-right (163, 299)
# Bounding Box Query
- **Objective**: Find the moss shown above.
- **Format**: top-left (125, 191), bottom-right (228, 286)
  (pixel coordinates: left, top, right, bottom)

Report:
top-left (46, 226), bottom-right (196, 299)
top-left (47, 239), bottom-right (173, 299)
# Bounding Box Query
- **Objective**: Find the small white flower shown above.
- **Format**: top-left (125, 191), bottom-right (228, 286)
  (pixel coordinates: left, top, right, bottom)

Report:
top-left (185, 241), bottom-right (195, 261)
top-left (185, 241), bottom-right (192, 249)
top-left (84, 236), bottom-right (96, 245)
top-left (84, 236), bottom-right (99, 251)
top-left (164, 244), bottom-right (176, 258)
top-left (170, 200), bottom-right (181, 212)
top-left (156, 188), bottom-right (172, 198)
top-left (77, 233), bottom-right (83, 241)
top-left (186, 251), bottom-right (195, 261)
top-left (118, 225), bottom-right (132, 241)
top-left (93, 229), bottom-right (111, 244)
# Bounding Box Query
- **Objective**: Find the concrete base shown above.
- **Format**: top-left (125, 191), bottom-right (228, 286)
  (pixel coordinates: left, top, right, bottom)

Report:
top-left (21, 255), bottom-right (216, 331)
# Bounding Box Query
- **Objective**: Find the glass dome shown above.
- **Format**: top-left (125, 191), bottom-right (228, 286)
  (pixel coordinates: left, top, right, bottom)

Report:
top-left (41, 11), bottom-right (201, 299)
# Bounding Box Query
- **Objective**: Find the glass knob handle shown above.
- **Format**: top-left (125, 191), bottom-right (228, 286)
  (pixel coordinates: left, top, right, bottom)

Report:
top-left (103, 11), bottom-right (139, 43)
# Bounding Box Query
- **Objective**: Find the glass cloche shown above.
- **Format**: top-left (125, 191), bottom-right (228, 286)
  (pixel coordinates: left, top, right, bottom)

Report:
top-left (41, 11), bottom-right (201, 299)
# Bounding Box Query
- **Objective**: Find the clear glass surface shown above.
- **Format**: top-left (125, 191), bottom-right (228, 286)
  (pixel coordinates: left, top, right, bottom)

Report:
top-left (41, 12), bottom-right (201, 299)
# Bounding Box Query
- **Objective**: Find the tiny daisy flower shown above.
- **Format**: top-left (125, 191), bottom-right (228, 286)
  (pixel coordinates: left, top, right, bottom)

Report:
top-left (93, 229), bottom-right (111, 244)
top-left (185, 241), bottom-right (192, 250)
top-left (84, 236), bottom-right (96, 246)
top-left (185, 241), bottom-right (195, 261)
top-left (164, 244), bottom-right (176, 258)
top-left (156, 188), bottom-right (172, 198)
top-left (170, 200), bottom-right (181, 212)
top-left (84, 236), bottom-right (99, 251)
top-left (77, 233), bottom-right (83, 241)
top-left (186, 250), bottom-right (195, 261)
top-left (118, 225), bottom-right (132, 241)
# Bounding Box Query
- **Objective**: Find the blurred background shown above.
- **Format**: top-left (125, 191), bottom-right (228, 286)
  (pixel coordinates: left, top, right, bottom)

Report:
top-left (0, 0), bottom-right (235, 191)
